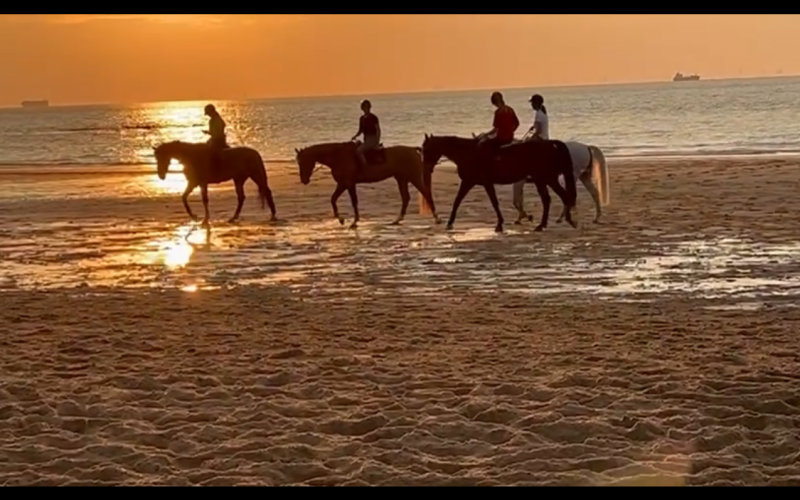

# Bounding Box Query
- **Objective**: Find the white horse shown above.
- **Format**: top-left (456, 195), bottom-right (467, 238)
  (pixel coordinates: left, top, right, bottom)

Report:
top-left (512, 141), bottom-right (610, 224)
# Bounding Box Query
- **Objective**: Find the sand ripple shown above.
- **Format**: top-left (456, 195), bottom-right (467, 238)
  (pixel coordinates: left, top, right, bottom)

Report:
top-left (2, 291), bottom-right (800, 486)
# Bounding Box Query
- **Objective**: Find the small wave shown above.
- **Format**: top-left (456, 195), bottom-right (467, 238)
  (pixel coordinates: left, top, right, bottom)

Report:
top-left (0, 158), bottom-right (298, 170)
top-left (58, 123), bottom-right (203, 133)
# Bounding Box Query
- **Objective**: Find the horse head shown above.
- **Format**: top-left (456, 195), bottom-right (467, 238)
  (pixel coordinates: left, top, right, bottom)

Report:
top-left (153, 141), bottom-right (178, 180)
top-left (421, 133), bottom-right (444, 171)
top-left (295, 146), bottom-right (316, 185)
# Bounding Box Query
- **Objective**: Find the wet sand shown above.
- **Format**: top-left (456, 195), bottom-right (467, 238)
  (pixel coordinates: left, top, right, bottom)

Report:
top-left (1, 158), bottom-right (800, 486)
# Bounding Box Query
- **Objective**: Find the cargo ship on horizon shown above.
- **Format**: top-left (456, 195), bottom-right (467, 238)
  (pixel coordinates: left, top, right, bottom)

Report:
top-left (673, 72), bottom-right (700, 82)
top-left (21, 99), bottom-right (49, 108)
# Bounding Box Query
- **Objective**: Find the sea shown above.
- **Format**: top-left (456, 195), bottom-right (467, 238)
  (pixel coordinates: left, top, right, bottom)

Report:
top-left (2, 76), bottom-right (800, 169)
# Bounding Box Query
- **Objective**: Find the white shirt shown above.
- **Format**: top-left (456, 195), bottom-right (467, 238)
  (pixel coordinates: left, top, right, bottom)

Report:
top-left (533, 109), bottom-right (549, 140)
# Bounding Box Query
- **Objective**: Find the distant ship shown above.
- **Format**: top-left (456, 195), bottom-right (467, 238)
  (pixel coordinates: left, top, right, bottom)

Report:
top-left (20, 99), bottom-right (49, 108)
top-left (672, 72), bottom-right (700, 82)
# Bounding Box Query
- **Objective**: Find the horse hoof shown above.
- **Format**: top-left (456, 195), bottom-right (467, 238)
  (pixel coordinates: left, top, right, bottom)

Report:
top-left (445, 224), bottom-right (454, 231)
top-left (227, 218), bottom-right (238, 224)
top-left (338, 218), bottom-right (345, 225)
top-left (556, 218), bottom-right (563, 224)
top-left (390, 220), bottom-right (401, 226)
top-left (534, 225), bottom-right (545, 232)
top-left (527, 215), bottom-right (534, 222)
top-left (434, 217), bottom-right (442, 225)
top-left (495, 225), bottom-right (504, 233)
top-left (349, 224), bottom-right (358, 230)
top-left (514, 220), bottom-right (523, 225)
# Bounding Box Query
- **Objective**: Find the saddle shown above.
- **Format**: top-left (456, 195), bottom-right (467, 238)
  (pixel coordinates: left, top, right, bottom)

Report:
top-left (361, 144), bottom-right (387, 165)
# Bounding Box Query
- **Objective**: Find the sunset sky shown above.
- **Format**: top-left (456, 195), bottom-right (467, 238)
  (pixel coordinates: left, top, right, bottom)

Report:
top-left (2, 14), bottom-right (800, 106)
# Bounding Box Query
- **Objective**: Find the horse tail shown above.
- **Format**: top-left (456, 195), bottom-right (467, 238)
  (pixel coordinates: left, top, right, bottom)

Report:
top-left (252, 153), bottom-right (276, 216)
top-left (417, 148), bottom-right (434, 215)
top-left (557, 141), bottom-right (577, 208)
top-left (590, 145), bottom-right (611, 206)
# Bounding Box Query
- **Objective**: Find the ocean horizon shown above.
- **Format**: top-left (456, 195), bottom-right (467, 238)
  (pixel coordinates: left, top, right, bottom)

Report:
top-left (3, 75), bottom-right (800, 169)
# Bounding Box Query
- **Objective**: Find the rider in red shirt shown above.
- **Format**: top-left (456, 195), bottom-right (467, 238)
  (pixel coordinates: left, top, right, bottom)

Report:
top-left (477, 91), bottom-right (519, 165)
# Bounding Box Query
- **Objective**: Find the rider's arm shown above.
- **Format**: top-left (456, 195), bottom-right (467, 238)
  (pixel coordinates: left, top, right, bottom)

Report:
top-left (352, 118), bottom-right (363, 141)
top-left (375, 118), bottom-right (381, 142)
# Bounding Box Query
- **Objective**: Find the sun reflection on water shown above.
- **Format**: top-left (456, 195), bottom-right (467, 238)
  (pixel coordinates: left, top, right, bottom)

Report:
top-left (142, 224), bottom-right (209, 268)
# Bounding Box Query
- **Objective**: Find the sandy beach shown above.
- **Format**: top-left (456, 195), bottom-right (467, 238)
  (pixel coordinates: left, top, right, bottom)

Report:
top-left (2, 158), bottom-right (800, 486)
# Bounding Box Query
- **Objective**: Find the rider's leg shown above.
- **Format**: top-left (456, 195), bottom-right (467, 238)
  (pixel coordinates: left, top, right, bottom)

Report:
top-left (356, 142), bottom-right (368, 170)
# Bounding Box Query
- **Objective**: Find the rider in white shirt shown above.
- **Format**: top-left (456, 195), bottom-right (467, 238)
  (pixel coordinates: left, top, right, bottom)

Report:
top-left (514, 94), bottom-right (549, 221)
top-left (527, 94), bottom-right (549, 140)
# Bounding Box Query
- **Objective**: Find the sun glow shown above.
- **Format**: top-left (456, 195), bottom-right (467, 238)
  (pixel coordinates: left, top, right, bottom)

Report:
top-left (143, 224), bottom-right (209, 269)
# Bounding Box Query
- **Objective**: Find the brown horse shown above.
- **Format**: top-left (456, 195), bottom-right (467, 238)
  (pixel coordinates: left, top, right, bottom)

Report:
top-left (294, 141), bottom-right (440, 229)
top-left (421, 134), bottom-right (577, 232)
top-left (154, 140), bottom-right (276, 226)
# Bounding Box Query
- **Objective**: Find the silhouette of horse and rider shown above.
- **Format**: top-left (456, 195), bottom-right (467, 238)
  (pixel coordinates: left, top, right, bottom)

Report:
top-left (154, 93), bottom-right (610, 232)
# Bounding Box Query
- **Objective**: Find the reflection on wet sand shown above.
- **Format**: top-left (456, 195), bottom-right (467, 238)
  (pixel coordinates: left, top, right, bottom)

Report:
top-left (1, 216), bottom-right (800, 310)
top-left (142, 224), bottom-right (209, 268)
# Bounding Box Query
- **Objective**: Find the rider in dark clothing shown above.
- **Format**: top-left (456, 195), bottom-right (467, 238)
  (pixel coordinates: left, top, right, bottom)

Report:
top-left (351, 99), bottom-right (381, 170)
top-left (203, 104), bottom-right (228, 172)
top-left (476, 91), bottom-right (520, 167)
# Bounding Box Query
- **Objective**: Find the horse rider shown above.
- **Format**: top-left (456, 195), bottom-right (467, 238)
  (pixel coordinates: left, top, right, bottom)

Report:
top-left (514, 93), bottom-right (550, 222)
top-left (525, 94), bottom-right (549, 140)
top-left (203, 104), bottom-right (228, 172)
top-left (476, 91), bottom-right (520, 166)
top-left (351, 99), bottom-right (381, 170)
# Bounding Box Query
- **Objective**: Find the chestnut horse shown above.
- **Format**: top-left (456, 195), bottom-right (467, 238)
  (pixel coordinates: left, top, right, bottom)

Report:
top-left (295, 141), bottom-right (440, 229)
top-left (154, 140), bottom-right (276, 226)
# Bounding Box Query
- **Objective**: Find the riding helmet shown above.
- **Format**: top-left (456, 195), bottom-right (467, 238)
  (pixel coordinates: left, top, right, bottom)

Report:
top-left (204, 104), bottom-right (216, 115)
top-left (490, 91), bottom-right (503, 104)
top-left (360, 99), bottom-right (372, 109)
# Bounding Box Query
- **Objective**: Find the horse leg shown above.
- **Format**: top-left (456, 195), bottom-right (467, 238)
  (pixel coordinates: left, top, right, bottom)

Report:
top-left (533, 181), bottom-right (551, 232)
top-left (580, 170), bottom-right (602, 223)
top-left (446, 181), bottom-right (474, 231)
top-left (182, 181), bottom-right (198, 222)
top-left (331, 183), bottom-right (347, 225)
top-left (548, 179), bottom-right (577, 229)
top-left (392, 179), bottom-right (410, 225)
top-left (229, 179), bottom-right (246, 223)
top-left (346, 185), bottom-right (360, 230)
top-left (200, 184), bottom-right (211, 228)
top-left (482, 184), bottom-right (504, 233)
top-left (512, 180), bottom-right (531, 224)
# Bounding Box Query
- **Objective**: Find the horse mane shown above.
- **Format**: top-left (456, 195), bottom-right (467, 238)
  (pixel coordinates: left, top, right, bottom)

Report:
top-left (298, 141), bottom-right (353, 157)
top-left (426, 135), bottom-right (476, 146)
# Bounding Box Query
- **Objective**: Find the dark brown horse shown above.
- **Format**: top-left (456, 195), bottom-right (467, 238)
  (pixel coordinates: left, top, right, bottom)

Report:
top-left (153, 140), bottom-right (276, 226)
top-left (421, 134), bottom-right (577, 232)
top-left (294, 141), bottom-right (440, 229)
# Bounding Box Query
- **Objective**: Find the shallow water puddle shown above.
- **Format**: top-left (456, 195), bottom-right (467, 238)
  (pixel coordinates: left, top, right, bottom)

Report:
top-left (1, 219), bottom-right (799, 305)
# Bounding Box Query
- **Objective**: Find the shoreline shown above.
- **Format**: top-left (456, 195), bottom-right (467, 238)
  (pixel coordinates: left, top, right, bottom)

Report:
top-left (0, 151), bottom-right (798, 176)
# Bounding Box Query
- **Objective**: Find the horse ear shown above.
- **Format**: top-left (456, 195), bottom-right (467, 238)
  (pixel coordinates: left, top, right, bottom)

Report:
top-left (424, 133), bottom-right (429, 140)
top-left (294, 147), bottom-right (299, 154)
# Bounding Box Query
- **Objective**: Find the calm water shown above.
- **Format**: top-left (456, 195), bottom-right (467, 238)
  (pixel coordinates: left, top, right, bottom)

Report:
top-left (2, 77), bottom-right (800, 167)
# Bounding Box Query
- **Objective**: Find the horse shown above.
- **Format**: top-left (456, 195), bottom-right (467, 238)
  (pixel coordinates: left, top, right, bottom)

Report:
top-left (421, 134), bottom-right (577, 233)
top-left (512, 141), bottom-right (611, 224)
top-left (294, 141), bottom-right (441, 229)
top-left (153, 140), bottom-right (276, 226)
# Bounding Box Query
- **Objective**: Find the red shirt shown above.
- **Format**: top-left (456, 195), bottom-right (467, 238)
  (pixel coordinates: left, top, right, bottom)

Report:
top-left (493, 105), bottom-right (520, 142)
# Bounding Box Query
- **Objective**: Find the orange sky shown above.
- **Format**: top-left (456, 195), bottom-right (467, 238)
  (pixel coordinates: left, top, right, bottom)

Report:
top-left (2, 14), bottom-right (800, 106)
